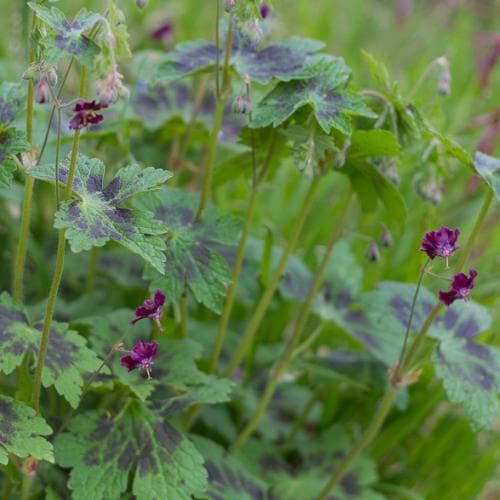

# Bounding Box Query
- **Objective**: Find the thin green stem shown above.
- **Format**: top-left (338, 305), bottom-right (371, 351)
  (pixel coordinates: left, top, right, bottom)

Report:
top-left (20, 473), bottom-right (33, 500)
top-left (215, 0), bottom-right (220, 98)
top-left (31, 130), bottom-right (80, 413)
top-left (393, 259), bottom-right (430, 381)
top-left (180, 293), bottom-right (188, 338)
top-left (195, 16), bottom-right (233, 220)
top-left (55, 106), bottom-right (62, 209)
top-left (230, 193), bottom-right (352, 451)
top-left (223, 177), bottom-right (320, 377)
top-left (317, 187), bottom-right (494, 498)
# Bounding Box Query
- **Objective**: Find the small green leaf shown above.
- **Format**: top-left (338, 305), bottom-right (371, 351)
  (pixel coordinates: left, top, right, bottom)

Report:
top-left (474, 151), bottom-right (500, 201)
top-left (0, 395), bottom-right (54, 465)
top-left (139, 187), bottom-right (241, 313)
top-left (348, 129), bottom-right (400, 159)
top-left (29, 3), bottom-right (101, 66)
top-left (251, 56), bottom-right (376, 134)
top-left (55, 402), bottom-right (207, 500)
top-left (30, 155), bottom-right (171, 273)
top-left (0, 292), bottom-right (105, 408)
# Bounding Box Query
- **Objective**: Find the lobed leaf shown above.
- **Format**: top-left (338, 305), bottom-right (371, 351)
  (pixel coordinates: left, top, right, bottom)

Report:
top-left (30, 155), bottom-right (171, 273)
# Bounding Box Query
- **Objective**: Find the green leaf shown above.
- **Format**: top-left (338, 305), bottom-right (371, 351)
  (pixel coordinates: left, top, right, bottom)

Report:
top-left (29, 3), bottom-right (101, 66)
top-left (348, 129), bottom-right (400, 159)
top-left (0, 292), bottom-right (105, 408)
top-left (251, 56), bottom-right (376, 134)
top-left (0, 395), bottom-right (54, 465)
top-left (55, 402), bottom-right (207, 500)
top-left (0, 82), bottom-right (25, 126)
top-left (139, 187), bottom-right (241, 313)
top-left (30, 155), bottom-right (171, 273)
top-left (474, 151), bottom-right (500, 201)
top-left (155, 25), bottom-right (325, 84)
top-left (192, 436), bottom-right (270, 500)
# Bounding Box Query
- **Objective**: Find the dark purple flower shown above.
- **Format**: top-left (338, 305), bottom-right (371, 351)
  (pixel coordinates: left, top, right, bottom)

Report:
top-left (439, 268), bottom-right (477, 306)
top-left (260, 3), bottom-right (270, 19)
top-left (420, 226), bottom-right (460, 264)
top-left (69, 100), bottom-right (107, 130)
top-left (131, 289), bottom-right (165, 329)
top-left (120, 340), bottom-right (158, 378)
top-left (152, 21), bottom-right (174, 47)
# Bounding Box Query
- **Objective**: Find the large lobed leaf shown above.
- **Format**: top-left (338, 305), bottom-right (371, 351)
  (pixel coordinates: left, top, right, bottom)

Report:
top-left (55, 402), bottom-right (207, 500)
top-left (0, 395), bottom-right (54, 465)
top-left (30, 155), bottom-right (171, 273)
top-left (251, 56), bottom-right (376, 135)
top-left (156, 24), bottom-right (324, 84)
top-left (29, 3), bottom-right (101, 66)
top-left (0, 292), bottom-right (105, 408)
top-left (139, 187), bottom-right (241, 313)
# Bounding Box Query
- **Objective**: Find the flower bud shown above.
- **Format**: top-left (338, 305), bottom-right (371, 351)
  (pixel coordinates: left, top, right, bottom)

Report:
top-left (260, 3), bottom-right (270, 19)
top-left (136, 0), bottom-right (148, 8)
top-left (436, 57), bottom-right (451, 96)
top-left (366, 241), bottom-right (380, 262)
top-left (381, 227), bottom-right (393, 248)
top-left (47, 67), bottom-right (58, 86)
top-left (34, 78), bottom-right (50, 104)
top-left (232, 95), bottom-right (252, 114)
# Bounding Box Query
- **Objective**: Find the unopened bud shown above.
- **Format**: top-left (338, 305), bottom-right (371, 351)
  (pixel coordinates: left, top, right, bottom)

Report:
top-left (415, 176), bottom-right (443, 205)
top-left (22, 457), bottom-right (39, 477)
top-left (224, 0), bottom-right (236, 12)
top-left (436, 57), bottom-right (451, 96)
top-left (34, 78), bottom-right (50, 104)
top-left (47, 67), bottom-right (58, 87)
top-left (232, 95), bottom-right (252, 114)
top-left (136, 0), bottom-right (148, 8)
top-left (381, 227), bottom-right (393, 248)
top-left (366, 241), bottom-right (380, 262)
top-left (260, 3), bottom-right (270, 19)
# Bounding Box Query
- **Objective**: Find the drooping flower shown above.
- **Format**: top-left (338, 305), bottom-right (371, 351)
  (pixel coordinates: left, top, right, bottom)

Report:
top-left (420, 226), bottom-right (460, 264)
top-left (366, 241), bottom-right (381, 262)
top-left (131, 289), bottom-right (166, 329)
top-left (152, 21), bottom-right (174, 48)
top-left (232, 95), bottom-right (252, 114)
top-left (260, 3), bottom-right (270, 19)
top-left (120, 341), bottom-right (158, 378)
top-left (34, 78), bottom-right (50, 104)
top-left (439, 268), bottom-right (478, 306)
top-left (69, 100), bottom-right (107, 130)
top-left (95, 66), bottom-right (130, 105)
top-left (380, 227), bottom-right (393, 248)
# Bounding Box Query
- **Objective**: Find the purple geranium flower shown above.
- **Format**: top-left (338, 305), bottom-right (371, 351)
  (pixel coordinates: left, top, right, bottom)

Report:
top-left (120, 341), bottom-right (158, 378)
top-left (131, 289), bottom-right (166, 329)
top-left (439, 268), bottom-right (477, 306)
top-left (260, 3), bottom-right (270, 18)
top-left (152, 21), bottom-right (174, 47)
top-left (420, 226), bottom-right (460, 265)
top-left (69, 100), bottom-right (107, 130)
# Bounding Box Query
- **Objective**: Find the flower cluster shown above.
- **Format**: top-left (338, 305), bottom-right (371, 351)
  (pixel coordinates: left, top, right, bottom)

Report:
top-left (439, 269), bottom-right (477, 306)
top-left (69, 100), bottom-right (107, 130)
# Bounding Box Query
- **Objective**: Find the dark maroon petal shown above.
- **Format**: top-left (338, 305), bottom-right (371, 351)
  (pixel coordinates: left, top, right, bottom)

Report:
top-left (420, 226), bottom-right (460, 259)
top-left (439, 289), bottom-right (458, 306)
top-left (152, 21), bottom-right (174, 40)
top-left (120, 355), bottom-right (139, 371)
top-left (153, 289), bottom-right (166, 308)
top-left (451, 272), bottom-right (470, 290)
top-left (131, 340), bottom-right (158, 361)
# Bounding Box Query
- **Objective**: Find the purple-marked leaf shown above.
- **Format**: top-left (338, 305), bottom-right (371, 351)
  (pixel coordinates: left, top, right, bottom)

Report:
top-left (474, 151), bottom-right (500, 201)
top-left (191, 436), bottom-right (270, 500)
top-left (251, 56), bottom-right (376, 134)
top-left (0, 395), bottom-right (54, 465)
top-left (0, 82), bottom-right (25, 125)
top-left (29, 3), bottom-right (101, 66)
top-left (138, 187), bottom-right (241, 313)
top-left (30, 155), bottom-right (171, 273)
top-left (55, 402), bottom-right (207, 500)
top-left (156, 25), bottom-right (324, 84)
top-left (0, 292), bottom-right (105, 408)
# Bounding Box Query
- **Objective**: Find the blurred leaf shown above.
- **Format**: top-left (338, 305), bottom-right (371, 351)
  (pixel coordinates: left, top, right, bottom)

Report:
top-left (30, 155), bottom-right (171, 273)
top-left (251, 56), bottom-right (376, 134)
top-left (55, 402), bottom-right (207, 500)
top-left (474, 151), bottom-right (500, 201)
top-left (29, 3), bottom-right (101, 66)
top-left (0, 395), bottom-right (54, 465)
top-left (0, 292), bottom-right (104, 408)
top-left (192, 435), bottom-right (270, 499)
top-left (139, 187), bottom-right (241, 313)
top-left (348, 129), bottom-right (400, 159)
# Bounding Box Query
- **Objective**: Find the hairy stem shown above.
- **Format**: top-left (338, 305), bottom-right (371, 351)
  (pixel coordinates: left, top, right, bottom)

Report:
top-left (230, 193), bottom-right (352, 451)
top-left (317, 187), bottom-right (493, 498)
top-left (31, 129), bottom-right (80, 413)
top-left (223, 177), bottom-right (320, 377)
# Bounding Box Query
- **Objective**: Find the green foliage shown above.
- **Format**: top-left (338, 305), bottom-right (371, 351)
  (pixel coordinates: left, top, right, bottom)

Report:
top-left (30, 155), bottom-right (171, 273)
top-left (251, 56), bottom-right (376, 134)
top-left (55, 402), bottom-right (207, 500)
top-left (139, 187), bottom-right (241, 313)
top-left (0, 293), bottom-right (105, 407)
top-left (29, 3), bottom-right (101, 66)
top-left (0, 395), bottom-right (54, 465)
top-left (474, 151), bottom-right (500, 201)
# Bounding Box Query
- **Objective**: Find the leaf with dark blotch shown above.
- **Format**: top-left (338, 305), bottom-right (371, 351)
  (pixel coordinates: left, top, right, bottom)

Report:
top-left (29, 3), bottom-right (101, 66)
top-left (474, 151), bottom-right (500, 201)
top-left (0, 395), bottom-right (54, 465)
top-left (138, 187), bottom-right (241, 313)
top-left (251, 56), bottom-right (376, 134)
top-left (0, 82), bottom-right (25, 125)
top-left (192, 436), bottom-right (270, 500)
top-left (30, 155), bottom-right (171, 273)
top-left (0, 292), bottom-right (105, 408)
top-left (155, 25), bottom-right (324, 84)
top-left (55, 403), bottom-right (207, 500)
